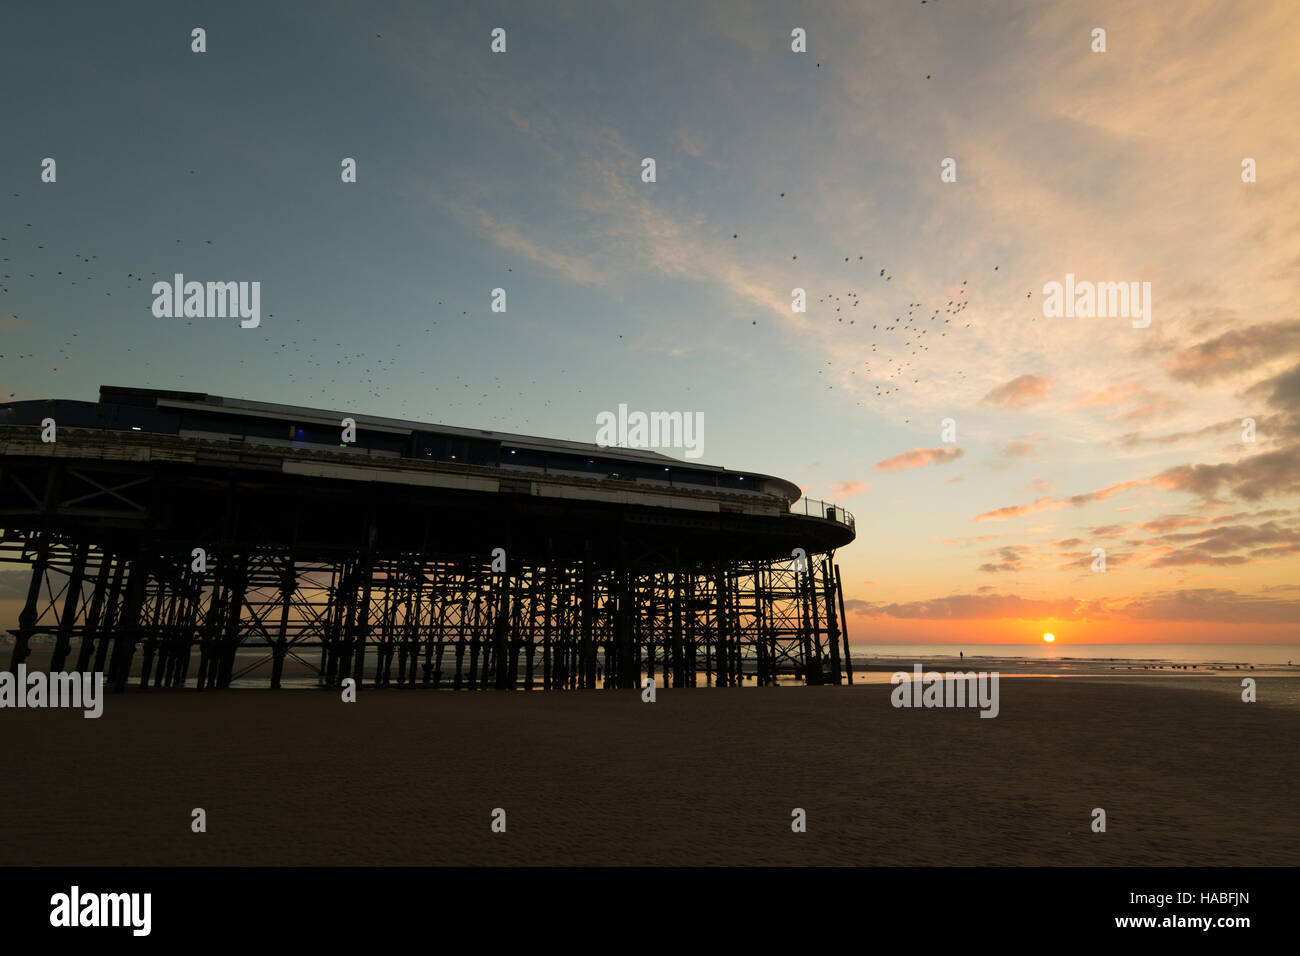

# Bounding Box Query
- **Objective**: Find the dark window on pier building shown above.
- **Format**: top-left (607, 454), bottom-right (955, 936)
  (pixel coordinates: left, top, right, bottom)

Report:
top-left (503, 447), bottom-right (548, 469)
top-left (240, 417), bottom-right (293, 441)
top-left (716, 473), bottom-right (752, 490)
top-left (412, 432), bottom-right (501, 466)
top-left (674, 468), bottom-right (720, 488)
top-left (288, 425), bottom-right (338, 446)
top-left (357, 431), bottom-right (408, 455)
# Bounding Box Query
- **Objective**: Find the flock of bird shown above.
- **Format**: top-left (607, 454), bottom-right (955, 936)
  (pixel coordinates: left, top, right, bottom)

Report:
top-left (5, 10), bottom-right (1029, 432)
top-left (0, 191), bottom-right (547, 423)
top-left (2, 176), bottom-right (1037, 431)
top-left (736, 189), bottom-right (1034, 423)
top-left (806, 264), bottom-right (979, 408)
top-left (1, 0), bottom-right (1008, 431)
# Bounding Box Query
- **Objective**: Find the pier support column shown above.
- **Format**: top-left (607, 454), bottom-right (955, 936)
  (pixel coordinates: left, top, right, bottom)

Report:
top-left (76, 550), bottom-right (114, 672)
top-left (714, 567), bottom-right (730, 688)
top-left (271, 561), bottom-right (295, 690)
top-left (108, 552), bottom-right (149, 692)
top-left (8, 537), bottom-right (50, 673)
top-left (215, 557), bottom-right (248, 689)
top-left (353, 556), bottom-right (373, 688)
top-left (614, 548), bottom-right (637, 690)
top-left (835, 565), bottom-right (853, 686)
top-left (493, 581), bottom-right (512, 691)
top-left (580, 546), bottom-right (596, 690)
top-left (92, 557), bottom-right (127, 675)
top-left (822, 559), bottom-right (843, 686)
top-left (803, 562), bottom-right (824, 686)
top-left (50, 541), bottom-right (89, 672)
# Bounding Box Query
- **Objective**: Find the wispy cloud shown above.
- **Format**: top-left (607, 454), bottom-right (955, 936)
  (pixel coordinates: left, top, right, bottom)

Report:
top-left (875, 446), bottom-right (964, 472)
top-left (982, 374), bottom-right (1054, 409)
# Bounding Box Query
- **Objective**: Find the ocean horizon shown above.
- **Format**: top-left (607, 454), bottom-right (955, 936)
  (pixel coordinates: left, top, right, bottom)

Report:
top-left (856, 643), bottom-right (1299, 666)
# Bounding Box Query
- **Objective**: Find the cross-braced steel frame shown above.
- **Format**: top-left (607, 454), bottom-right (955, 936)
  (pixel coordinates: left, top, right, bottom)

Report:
top-left (2, 533), bottom-right (853, 691)
top-left (1, 430), bottom-right (854, 691)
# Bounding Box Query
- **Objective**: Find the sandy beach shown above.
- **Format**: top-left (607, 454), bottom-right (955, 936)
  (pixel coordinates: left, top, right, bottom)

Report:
top-left (1, 676), bottom-right (1296, 867)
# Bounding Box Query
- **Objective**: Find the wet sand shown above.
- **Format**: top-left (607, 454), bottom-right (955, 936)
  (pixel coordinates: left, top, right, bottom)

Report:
top-left (1, 677), bottom-right (1296, 866)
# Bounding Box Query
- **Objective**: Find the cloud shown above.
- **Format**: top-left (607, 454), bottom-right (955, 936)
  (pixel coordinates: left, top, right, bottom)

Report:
top-left (676, 127), bottom-right (704, 158)
top-left (981, 374), bottom-right (1054, 408)
top-left (1089, 524), bottom-right (1129, 538)
top-left (874, 446), bottom-right (964, 472)
top-left (1109, 396), bottom-right (1184, 422)
top-left (1111, 588), bottom-right (1300, 624)
top-left (1053, 549), bottom-right (1134, 571)
top-left (1208, 509), bottom-right (1291, 523)
top-left (857, 595), bottom-right (1081, 624)
top-left (1263, 363), bottom-right (1300, 409)
top-left (1165, 320), bottom-right (1300, 384)
top-left (1068, 383), bottom-right (1142, 408)
top-left (1140, 514), bottom-right (1204, 533)
top-left (1148, 520), bottom-right (1300, 567)
top-left (1244, 361), bottom-right (1300, 439)
top-left (972, 496), bottom-right (1069, 523)
top-left (972, 476), bottom-right (1150, 523)
top-left (831, 479), bottom-right (870, 496)
top-left (458, 205), bottom-right (605, 286)
top-left (1152, 445), bottom-right (1300, 501)
top-left (1151, 552), bottom-right (1252, 568)
top-left (996, 435), bottom-right (1046, 462)
top-left (1116, 418), bottom-right (1245, 449)
top-left (857, 592), bottom-right (1081, 621)
top-left (856, 588), bottom-right (1300, 625)
top-left (977, 545), bottom-right (1033, 573)
top-left (427, 115), bottom-right (794, 348)
top-left (1066, 479), bottom-right (1147, 507)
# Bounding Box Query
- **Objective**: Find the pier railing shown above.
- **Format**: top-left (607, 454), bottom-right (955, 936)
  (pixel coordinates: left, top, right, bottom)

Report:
top-left (790, 497), bottom-right (855, 531)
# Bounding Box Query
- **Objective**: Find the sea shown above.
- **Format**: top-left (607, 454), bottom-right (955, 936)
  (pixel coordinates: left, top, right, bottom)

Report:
top-left (849, 643), bottom-right (1300, 680)
top-left (219, 641), bottom-right (1299, 687)
top-left (860, 642), bottom-right (1297, 666)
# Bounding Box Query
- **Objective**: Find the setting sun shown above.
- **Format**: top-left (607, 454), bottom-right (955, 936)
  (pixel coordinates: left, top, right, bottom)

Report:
top-left (1043, 633), bottom-right (1056, 643)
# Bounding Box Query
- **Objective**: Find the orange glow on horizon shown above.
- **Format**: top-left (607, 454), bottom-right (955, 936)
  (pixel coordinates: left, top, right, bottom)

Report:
top-left (839, 614), bottom-right (1300, 645)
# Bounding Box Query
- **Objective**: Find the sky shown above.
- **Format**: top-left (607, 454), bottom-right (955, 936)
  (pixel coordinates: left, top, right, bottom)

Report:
top-left (2, 0), bottom-right (1299, 646)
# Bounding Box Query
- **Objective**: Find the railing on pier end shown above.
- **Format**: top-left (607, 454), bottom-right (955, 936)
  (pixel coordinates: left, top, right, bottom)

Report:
top-left (789, 497), bottom-right (855, 532)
